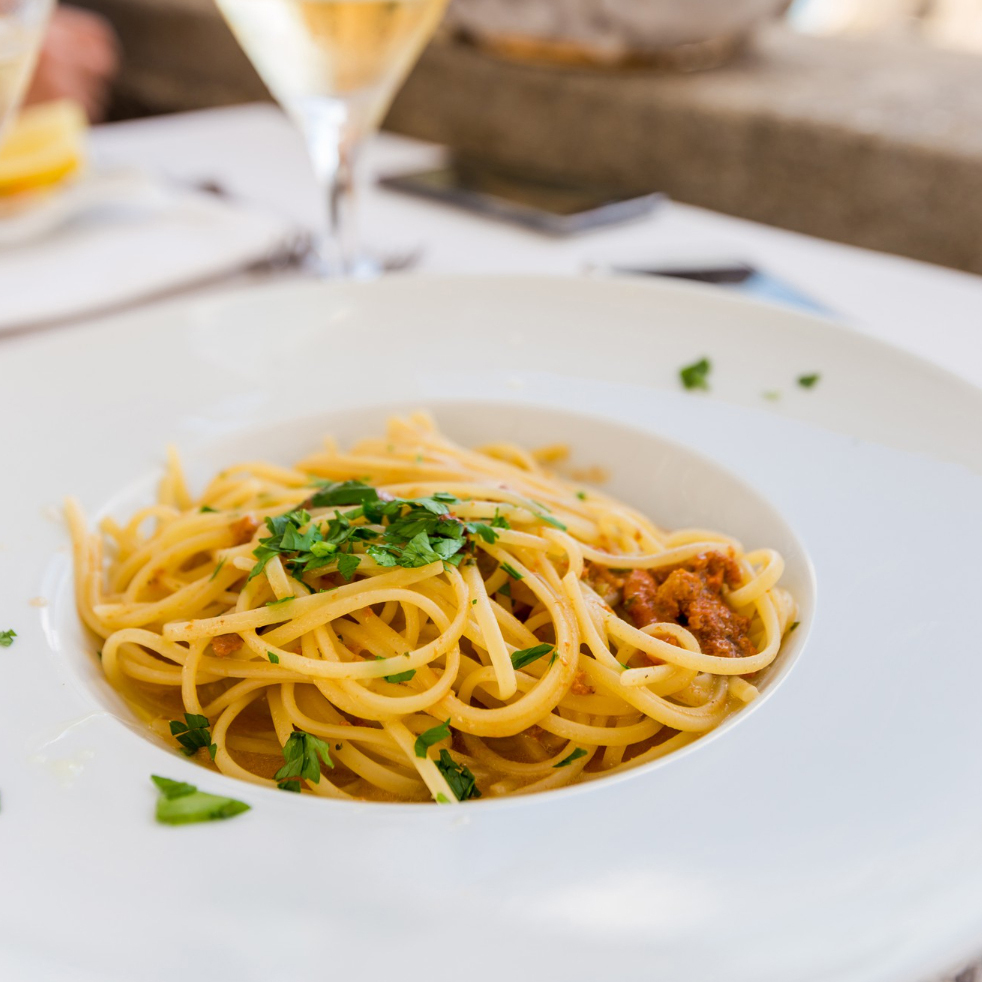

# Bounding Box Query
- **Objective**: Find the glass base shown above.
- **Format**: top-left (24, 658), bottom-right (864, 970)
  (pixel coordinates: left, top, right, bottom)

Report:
top-left (301, 244), bottom-right (421, 280)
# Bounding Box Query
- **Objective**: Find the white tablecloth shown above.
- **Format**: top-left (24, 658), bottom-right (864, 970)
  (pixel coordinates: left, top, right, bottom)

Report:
top-left (34, 101), bottom-right (980, 390)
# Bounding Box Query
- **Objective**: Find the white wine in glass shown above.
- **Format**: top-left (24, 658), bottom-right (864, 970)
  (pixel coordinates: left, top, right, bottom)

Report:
top-left (216, 0), bottom-right (448, 276)
top-left (0, 0), bottom-right (50, 142)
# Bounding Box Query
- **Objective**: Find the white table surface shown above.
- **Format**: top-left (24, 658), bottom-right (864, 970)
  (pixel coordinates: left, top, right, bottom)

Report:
top-left (27, 100), bottom-right (980, 390)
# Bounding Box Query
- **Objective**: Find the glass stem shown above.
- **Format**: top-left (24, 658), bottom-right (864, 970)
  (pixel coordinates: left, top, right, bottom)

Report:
top-left (293, 97), bottom-right (364, 278)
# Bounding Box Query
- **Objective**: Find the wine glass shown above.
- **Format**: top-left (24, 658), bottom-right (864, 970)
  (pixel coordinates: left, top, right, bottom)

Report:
top-left (216, 0), bottom-right (448, 277)
top-left (0, 0), bottom-right (51, 143)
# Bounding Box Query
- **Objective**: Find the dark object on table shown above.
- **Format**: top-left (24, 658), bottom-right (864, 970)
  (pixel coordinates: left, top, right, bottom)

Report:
top-left (380, 159), bottom-right (662, 235)
top-left (614, 260), bottom-right (830, 316)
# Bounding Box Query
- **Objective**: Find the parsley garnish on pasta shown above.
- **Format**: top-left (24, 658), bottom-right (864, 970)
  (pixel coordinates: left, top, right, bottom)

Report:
top-left (510, 643), bottom-right (554, 671)
top-left (415, 719), bottom-right (451, 758)
top-left (275, 731), bottom-right (334, 792)
top-left (435, 750), bottom-right (481, 802)
top-left (169, 713), bottom-right (217, 760)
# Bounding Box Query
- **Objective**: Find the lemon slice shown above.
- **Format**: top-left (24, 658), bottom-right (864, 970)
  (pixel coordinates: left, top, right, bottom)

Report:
top-left (0, 100), bottom-right (87, 196)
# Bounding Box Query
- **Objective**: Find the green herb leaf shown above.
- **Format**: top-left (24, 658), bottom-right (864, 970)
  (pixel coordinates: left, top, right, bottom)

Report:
top-left (554, 747), bottom-right (588, 768)
top-left (151, 775), bottom-right (196, 799)
top-left (434, 749), bottom-right (481, 801)
top-left (267, 650), bottom-right (280, 664)
top-left (436, 793), bottom-right (450, 803)
top-left (169, 713), bottom-right (217, 760)
top-left (490, 509), bottom-right (511, 530)
top-left (498, 580), bottom-right (512, 599)
top-left (414, 718), bottom-right (451, 758)
top-left (275, 731), bottom-right (334, 792)
top-left (510, 643), bottom-right (555, 670)
top-left (533, 511), bottom-right (567, 531)
top-left (385, 669), bottom-right (416, 683)
top-left (797, 373), bottom-right (821, 389)
top-left (500, 562), bottom-right (523, 580)
top-left (152, 775), bottom-right (250, 825)
top-left (680, 357), bottom-right (711, 391)
top-left (373, 655), bottom-right (416, 684)
top-left (788, 620), bottom-right (800, 633)
top-left (0, 629), bottom-right (16, 647)
top-left (200, 505), bottom-right (218, 513)
top-left (265, 595), bottom-right (295, 607)
top-left (209, 558), bottom-right (226, 582)
top-left (336, 552), bottom-right (361, 581)
top-left (308, 480), bottom-right (380, 508)
top-left (468, 523), bottom-right (499, 544)
top-left (576, 491), bottom-right (587, 501)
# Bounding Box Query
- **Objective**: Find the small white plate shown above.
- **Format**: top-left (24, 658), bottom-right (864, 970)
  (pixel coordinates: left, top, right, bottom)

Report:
top-left (1, 275), bottom-right (980, 982)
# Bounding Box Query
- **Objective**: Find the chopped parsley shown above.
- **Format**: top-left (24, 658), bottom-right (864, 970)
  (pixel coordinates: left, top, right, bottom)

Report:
top-left (436, 793), bottom-right (451, 804)
top-left (249, 485), bottom-right (502, 584)
top-left (554, 747), bottom-right (588, 768)
top-left (414, 718), bottom-right (451, 758)
top-left (435, 750), bottom-right (481, 801)
top-left (532, 511), bottom-right (567, 531)
top-left (788, 620), bottom-right (800, 633)
top-left (200, 505), bottom-right (218, 513)
top-left (680, 357), bottom-right (711, 391)
top-left (169, 713), bottom-right (217, 760)
top-left (0, 629), bottom-right (16, 647)
top-left (500, 562), bottom-right (523, 580)
top-left (248, 506), bottom-right (373, 583)
top-left (151, 774), bottom-right (250, 825)
top-left (267, 650), bottom-right (280, 664)
top-left (307, 480), bottom-right (380, 508)
top-left (576, 491), bottom-right (587, 501)
top-left (209, 558), bottom-right (225, 581)
top-left (374, 655), bottom-right (415, 683)
top-left (384, 669), bottom-right (416, 684)
top-left (364, 492), bottom-right (499, 569)
top-left (798, 373), bottom-right (821, 389)
top-left (265, 595), bottom-right (295, 607)
top-left (498, 580), bottom-right (512, 598)
top-left (510, 643), bottom-right (555, 671)
top-left (275, 731), bottom-right (334, 792)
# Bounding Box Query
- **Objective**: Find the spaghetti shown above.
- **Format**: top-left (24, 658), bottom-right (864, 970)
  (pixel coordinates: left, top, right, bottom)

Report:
top-left (67, 413), bottom-right (798, 803)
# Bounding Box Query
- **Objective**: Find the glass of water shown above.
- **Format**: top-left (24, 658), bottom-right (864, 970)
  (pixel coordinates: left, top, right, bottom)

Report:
top-left (0, 0), bottom-right (52, 143)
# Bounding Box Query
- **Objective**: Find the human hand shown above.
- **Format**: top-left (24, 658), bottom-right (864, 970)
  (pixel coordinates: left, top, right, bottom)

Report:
top-left (24, 5), bottom-right (119, 123)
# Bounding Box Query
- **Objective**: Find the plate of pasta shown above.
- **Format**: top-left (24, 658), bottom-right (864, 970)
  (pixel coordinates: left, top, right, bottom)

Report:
top-left (2, 275), bottom-right (981, 982)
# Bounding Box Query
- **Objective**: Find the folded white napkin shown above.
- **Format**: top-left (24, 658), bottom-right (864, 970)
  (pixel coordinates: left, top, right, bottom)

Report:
top-left (0, 169), bottom-right (303, 333)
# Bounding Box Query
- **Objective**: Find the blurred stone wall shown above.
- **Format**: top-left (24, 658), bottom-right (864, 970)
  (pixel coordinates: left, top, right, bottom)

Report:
top-left (73, 0), bottom-right (982, 275)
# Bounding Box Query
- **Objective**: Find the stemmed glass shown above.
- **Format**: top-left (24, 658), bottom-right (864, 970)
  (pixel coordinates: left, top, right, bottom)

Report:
top-left (0, 0), bottom-right (52, 143)
top-left (215, 0), bottom-right (448, 277)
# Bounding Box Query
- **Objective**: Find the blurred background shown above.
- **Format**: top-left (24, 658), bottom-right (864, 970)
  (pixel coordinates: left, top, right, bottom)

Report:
top-left (48, 0), bottom-right (982, 118)
top-left (22, 0), bottom-right (981, 274)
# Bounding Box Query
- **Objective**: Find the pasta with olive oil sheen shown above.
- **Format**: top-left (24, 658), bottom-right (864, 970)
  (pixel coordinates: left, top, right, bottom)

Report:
top-left (67, 413), bottom-right (797, 803)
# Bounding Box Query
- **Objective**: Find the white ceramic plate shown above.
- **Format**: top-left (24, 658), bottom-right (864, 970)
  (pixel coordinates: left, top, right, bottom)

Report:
top-left (1, 276), bottom-right (980, 982)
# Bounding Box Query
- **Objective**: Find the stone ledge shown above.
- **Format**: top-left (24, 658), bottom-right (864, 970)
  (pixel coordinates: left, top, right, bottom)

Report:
top-left (387, 28), bottom-right (982, 274)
